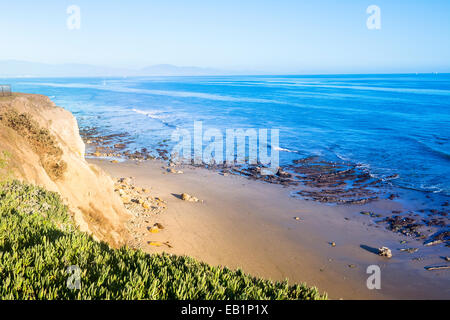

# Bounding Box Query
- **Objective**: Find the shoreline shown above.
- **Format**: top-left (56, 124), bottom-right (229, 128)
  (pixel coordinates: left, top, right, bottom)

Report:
top-left (89, 157), bottom-right (450, 299)
top-left (80, 124), bottom-right (449, 246)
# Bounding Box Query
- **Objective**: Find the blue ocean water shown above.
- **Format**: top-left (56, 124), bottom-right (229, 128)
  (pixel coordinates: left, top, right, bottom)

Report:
top-left (6, 74), bottom-right (450, 196)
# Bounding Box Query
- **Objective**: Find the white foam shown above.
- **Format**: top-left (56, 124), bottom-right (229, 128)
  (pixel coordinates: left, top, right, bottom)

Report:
top-left (273, 146), bottom-right (296, 153)
top-left (131, 108), bottom-right (168, 120)
top-left (247, 81), bottom-right (450, 96)
top-left (25, 82), bottom-right (287, 104)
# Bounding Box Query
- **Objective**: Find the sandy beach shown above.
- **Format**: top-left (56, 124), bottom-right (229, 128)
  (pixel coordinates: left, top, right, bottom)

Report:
top-left (89, 158), bottom-right (450, 300)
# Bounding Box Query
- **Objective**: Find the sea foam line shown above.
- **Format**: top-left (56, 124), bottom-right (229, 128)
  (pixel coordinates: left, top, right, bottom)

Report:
top-left (25, 82), bottom-right (288, 104)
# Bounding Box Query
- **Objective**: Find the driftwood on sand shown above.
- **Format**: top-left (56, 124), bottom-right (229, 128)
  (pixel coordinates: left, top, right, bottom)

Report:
top-left (424, 265), bottom-right (450, 271)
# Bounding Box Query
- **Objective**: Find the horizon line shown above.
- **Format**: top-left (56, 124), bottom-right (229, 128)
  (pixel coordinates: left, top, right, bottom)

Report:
top-left (1, 72), bottom-right (449, 79)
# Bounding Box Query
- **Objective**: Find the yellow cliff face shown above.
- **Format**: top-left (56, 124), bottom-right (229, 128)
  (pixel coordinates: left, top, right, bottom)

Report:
top-left (0, 93), bottom-right (130, 247)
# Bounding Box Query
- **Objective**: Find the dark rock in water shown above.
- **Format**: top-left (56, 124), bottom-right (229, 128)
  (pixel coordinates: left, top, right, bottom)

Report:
top-left (114, 143), bottom-right (126, 150)
top-left (383, 215), bottom-right (424, 237)
top-left (276, 168), bottom-right (292, 178)
top-left (224, 165), bottom-right (299, 187)
top-left (424, 231), bottom-right (450, 246)
top-left (425, 218), bottom-right (447, 227)
top-left (385, 174), bottom-right (399, 180)
top-left (289, 157), bottom-right (384, 205)
top-left (433, 230), bottom-right (449, 241)
top-left (360, 211), bottom-right (382, 218)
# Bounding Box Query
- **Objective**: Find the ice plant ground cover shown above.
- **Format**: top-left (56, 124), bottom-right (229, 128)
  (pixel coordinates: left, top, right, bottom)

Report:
top-left (0, 180), bottom-right (325, 300)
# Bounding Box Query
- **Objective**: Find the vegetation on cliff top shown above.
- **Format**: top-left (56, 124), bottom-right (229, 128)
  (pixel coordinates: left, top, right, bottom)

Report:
top-left (0, 180), bottom-right (326, 300)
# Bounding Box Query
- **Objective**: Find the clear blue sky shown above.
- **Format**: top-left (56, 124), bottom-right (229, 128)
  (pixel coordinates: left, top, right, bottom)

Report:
top-left (1, 0), bottom-right (449, 73)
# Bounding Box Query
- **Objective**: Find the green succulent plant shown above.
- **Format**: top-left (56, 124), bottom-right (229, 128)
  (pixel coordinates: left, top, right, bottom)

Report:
top-left (0, 180), bottom-right (326, 300)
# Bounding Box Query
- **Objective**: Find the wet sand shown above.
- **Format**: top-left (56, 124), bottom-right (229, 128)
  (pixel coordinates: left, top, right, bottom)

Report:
top-left (89, 158), bottom-right (450, 300)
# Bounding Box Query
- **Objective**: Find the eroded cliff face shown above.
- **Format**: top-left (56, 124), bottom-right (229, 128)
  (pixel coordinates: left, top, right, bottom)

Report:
top-left (0, 93), bottom-right (130, 247)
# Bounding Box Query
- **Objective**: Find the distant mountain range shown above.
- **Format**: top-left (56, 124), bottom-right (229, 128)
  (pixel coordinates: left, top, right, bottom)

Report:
top-left (0, 60), bottom-right (234, 77)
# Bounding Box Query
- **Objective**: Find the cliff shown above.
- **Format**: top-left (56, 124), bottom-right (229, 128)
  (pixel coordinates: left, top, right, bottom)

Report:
top-left (0, 93), bottom-right (130, 247)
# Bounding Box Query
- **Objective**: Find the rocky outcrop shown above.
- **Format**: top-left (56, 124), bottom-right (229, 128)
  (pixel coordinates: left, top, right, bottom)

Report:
top-left (0, 93), bottom-right (130, 247)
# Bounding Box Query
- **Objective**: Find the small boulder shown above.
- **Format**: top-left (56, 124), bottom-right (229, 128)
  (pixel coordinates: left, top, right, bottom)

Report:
top-left (276, 168), bottom-right (292, 178)
top-left (168, 168), bottom-right (183, 174)
top-left (148, 224), bottom-right (162, 233)
top-left (121, 195), bottom-right (132, 204)
top-left (378, 246), bottom-right (392, 258)
top-left (181, 193), bottom-right (189, 201)
top-left (153, 223), bottom-right (164, 230)
top-left (181, 193), bottom-right (199, 202)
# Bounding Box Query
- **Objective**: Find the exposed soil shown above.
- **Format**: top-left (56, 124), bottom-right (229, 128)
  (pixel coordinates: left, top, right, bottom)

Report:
top-left (0, 109), bottom-right (67, 179)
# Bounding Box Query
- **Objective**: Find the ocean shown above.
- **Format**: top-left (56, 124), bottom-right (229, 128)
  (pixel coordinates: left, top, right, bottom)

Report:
top-left (6, 74), bottom-right (450, 197)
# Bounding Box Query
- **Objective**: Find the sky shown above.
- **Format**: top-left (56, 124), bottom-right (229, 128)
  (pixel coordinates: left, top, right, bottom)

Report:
top-left (0, 0), bottom-right (449, 74)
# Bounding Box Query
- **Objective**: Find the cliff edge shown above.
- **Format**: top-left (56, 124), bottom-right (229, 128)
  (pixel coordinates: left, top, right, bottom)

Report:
top-left (0, 93), bottom-right (130, 247)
